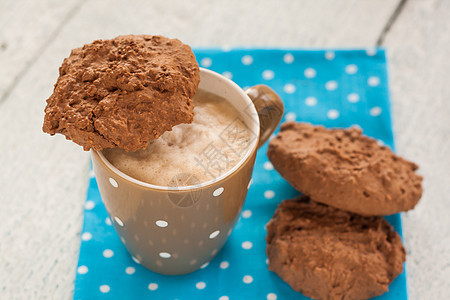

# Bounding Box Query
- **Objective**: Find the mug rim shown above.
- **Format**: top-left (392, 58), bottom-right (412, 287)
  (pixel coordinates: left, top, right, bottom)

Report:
top-left (93, 68), bottom-right (260, 191)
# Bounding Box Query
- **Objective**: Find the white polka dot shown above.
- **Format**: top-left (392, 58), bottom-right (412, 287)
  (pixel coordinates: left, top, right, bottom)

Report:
top-left (345, 64), bottom-right (358, 74)
top-left (266, 258), bottom-right (269, 264)
top-left (327, 109), bottom-right (340, 120)
top-left (156, 220), bottom-right (168, 228)
top-left (200, 262), bottom-right (209, 269)
top-left (368, 76), bottom-right (380, 86)
top-left (114, 216), bottom-right (124, 227)
top-left (109, 178), bottom-right (118, 188)
top-left (242, 209), bottom-right (252, 218)
top-left (243, 275), bottom-right (253, 284)
top-left (125, 266), bottom-right (135, 274)
top-left (267, 293), bottom-right (277, 300)
top-left (77, 265), bottom-right (88, 274)
top-left (196, 281), bottom-right (206, 290)
top-left (200, 57), bottom-right (212, 68)
top-left (351, 124), bottom-right (362, 130)
top-left (262, 70), bottom-right (275, 80)
top-left (84, 200), bottom-right (95, 210)
top-left (209, 230), bottom-right (220, 239)
top-left (88, 169), bottom-right (95, 178)
top-left (325, 80), bottom-right (338, 91)
top-left (283, 53), bottom-right (294, 64)
top-left (283, 83), bottom-right (296, 94)
top-left (132, 256), bottom-right (141, 264)
top-left (81, 232), bottom-right (92, 241)
top-left (241, 55), bottom-right (253, 65)
top-left (222, 71), bottom-right (233, 79)
top-left (99, 285), bottom-right (110, 293)
top-left (347, 93), bottom-right (360, 103)
top-left (304, 68), bottom-right (316, 78)
top-left (377, 139), bottom-right (385, 146)
top-left (325, 51), bottom-right (335, 60)
top-left (220, 261), bottom-right (229, 269)
top-left (213, 187), bottom-right (224, 197)
top-left (219, 296), bottom-right (229, 300)
top-left (247, 179), bottom-right (252, 189)
top-left (264, 190), bottom-right (275, 199)
top-left (148, 283), bottom-right (158, 291)
top-left (305, 96), bottom-right (317, 106)
top-left (103, 249), bottom-right (114, 258)
top-left (242, 241), bottom-right (253, 250)
top-left (263, 161), bottom-right (273, 170)
top-left (159, 252), bottom-right (171, 258)
top-left (105, 217), bottom-right (112, 226)
top-left (285, 112), bottom-right (296, 121)
top-left (366, 48), bottom-right (377, 56)
top-left (369, 106), bottom-right (382, 116)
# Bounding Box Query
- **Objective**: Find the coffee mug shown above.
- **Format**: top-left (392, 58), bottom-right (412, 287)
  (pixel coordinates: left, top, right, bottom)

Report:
top-left (91, 68), bottom-right (284, 275)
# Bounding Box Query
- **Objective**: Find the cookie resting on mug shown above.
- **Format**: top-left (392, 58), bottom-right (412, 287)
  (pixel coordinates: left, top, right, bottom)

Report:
top-left (42, 34), bottom-right (199, 152)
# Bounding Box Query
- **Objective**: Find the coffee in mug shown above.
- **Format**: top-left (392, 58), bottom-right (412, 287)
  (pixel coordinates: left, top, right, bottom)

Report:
top-left (102, 89), bottom-right (252, 186)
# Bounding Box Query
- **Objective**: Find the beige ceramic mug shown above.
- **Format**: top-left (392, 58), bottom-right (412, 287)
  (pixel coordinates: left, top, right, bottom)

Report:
top-left (91, 68), bottom-right (284, 275)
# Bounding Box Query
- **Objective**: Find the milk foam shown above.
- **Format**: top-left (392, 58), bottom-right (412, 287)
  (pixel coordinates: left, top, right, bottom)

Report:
top-left (102, 89), bottom-right (253, 186)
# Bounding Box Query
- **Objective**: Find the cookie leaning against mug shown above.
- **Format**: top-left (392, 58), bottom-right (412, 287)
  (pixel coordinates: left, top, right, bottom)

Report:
top-left (266, 196), bottom-right (406, 300)
top-left (43, 35), bottom-right (200, 152)
top-left (267, 122), bottom-right (423, 216)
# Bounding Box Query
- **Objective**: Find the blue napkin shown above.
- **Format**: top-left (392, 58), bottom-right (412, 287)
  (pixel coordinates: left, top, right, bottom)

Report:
top-left (74, 49), bottom-right (407, 300)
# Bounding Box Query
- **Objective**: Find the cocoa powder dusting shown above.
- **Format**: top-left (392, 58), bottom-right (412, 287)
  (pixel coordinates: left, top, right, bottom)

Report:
top-left (43, 35), bottom-right (200, 151)
top-left (267, 122), bottom-right (423, 215)
top-left (266, 196), bottom-right (406, 300)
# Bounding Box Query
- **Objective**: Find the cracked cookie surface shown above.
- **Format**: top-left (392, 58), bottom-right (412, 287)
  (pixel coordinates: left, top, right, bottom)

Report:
top-left (267, 122), bottom-right (423, 215)
top-left (266, 196), bottom-right (406, 300)
top-left (43, 34), bottom-right (199, 151)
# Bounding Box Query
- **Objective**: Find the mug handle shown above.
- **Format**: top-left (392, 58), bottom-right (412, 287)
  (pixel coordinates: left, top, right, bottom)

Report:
top-left (246, 85), bottom-right (285, 148)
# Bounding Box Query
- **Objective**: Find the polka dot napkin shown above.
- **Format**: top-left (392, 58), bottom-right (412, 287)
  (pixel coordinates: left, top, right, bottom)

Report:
top-left (74, 49), bottom-right (407, 300)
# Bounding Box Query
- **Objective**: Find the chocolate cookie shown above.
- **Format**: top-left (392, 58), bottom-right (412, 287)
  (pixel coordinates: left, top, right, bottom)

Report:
top-left (266, 197), bottom-right (406, 300)
top-left (267, 122), bottom-right (422, 215)
top-left (43, 35), bottom-right (199, 151)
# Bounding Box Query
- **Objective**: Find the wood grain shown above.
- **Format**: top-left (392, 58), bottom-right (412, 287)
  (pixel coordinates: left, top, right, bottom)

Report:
top-left (0, 0), bottom-right (85, 102)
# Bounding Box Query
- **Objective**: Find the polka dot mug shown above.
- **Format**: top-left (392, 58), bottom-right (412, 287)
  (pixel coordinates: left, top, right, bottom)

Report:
top-left (91, 68), bottom-right (284, 275)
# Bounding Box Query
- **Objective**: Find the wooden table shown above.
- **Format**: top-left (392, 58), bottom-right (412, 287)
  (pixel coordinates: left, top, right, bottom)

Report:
top-left (0, 0), bottom-right (448, 298)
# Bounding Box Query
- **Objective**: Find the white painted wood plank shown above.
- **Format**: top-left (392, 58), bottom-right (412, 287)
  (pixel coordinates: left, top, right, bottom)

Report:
top-left (41, 0), bottom-right (400, 49)
top-left (383, 0), bottom-right (450, 299)
top-left (0, 0), bottom-right (83, 99)
top-left (0, 48), bottom-right (90, 298)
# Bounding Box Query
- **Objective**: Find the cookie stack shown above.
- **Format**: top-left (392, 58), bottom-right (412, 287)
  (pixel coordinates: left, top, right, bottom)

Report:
top-left (266, 122), bottom-right (423, 300)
